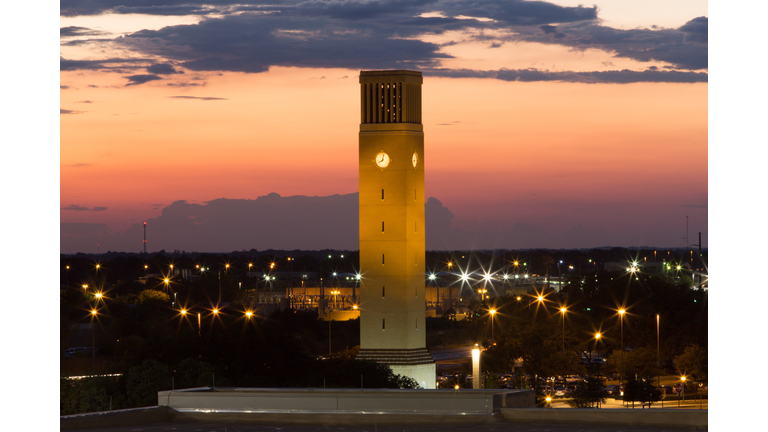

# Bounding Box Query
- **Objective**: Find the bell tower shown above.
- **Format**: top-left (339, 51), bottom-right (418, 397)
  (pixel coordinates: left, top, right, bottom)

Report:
top-left (356, 70), bottom-right (435, 388)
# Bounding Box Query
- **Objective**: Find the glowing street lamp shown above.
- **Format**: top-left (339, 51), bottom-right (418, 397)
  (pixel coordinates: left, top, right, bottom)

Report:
top-left (90, 309), bottom-right (98, 371)
top-left (619, 308), bottom-right (626, 388)
top-left (560, 307), bottom-right (567, 352)
top-left (489, 309), bottom-right (496, 343)
top-left (245, 311), bottom-right (253, 319)
top-left (331, 290), bottom-right (340, 308)
top-left (681, 376), bottom-right (687, 402)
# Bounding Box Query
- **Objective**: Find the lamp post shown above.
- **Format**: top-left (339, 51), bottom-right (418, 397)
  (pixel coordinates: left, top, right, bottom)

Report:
top-left (681, 376), bottom-right (686, 402)
top-left (331, 290), bottom-right (340, 309)
top-left (560, 307), bottom-right (567, 353)
top-left (429, 273), bottom-right (437, 309)
top-left (489, 309), bottom-right (496, 343)
top-left (656, 314), bottom-right (660, 389)
top-left (90, 309), bottom-right (98, 372)
top-left (619, 308), bottom-right (625, 392)
top-left (595, 332), bottom-right (602, 408)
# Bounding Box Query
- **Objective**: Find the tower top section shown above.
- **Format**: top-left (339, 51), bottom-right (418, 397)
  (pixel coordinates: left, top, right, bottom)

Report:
top-left (360, 70), bottom-right (422, 125)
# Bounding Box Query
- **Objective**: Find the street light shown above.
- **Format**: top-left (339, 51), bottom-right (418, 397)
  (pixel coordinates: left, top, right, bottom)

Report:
top-left (489, 309), bottom-right (496, 343)
top-left (331, 290), bottom-right (340, 308)
top-left (90, 309), bottom-right (98, 372)
top-left (681, 376), bottom-right (686, 402)
top-left (560, 307), bottom-right (567, 353)
top-left (594, 332), bottom-right (603, 408)
top-left (618, 308), bottom-right (626, 390)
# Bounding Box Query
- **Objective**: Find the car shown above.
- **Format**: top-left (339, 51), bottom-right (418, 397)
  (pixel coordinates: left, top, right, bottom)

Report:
top-left (603, 385), bottom-right (618, 397)
top-left (553, 387), bottom-right (567, 398)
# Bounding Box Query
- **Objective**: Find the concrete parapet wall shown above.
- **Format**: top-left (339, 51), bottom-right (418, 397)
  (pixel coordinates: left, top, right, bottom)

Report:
top-left (158, 387), bottom-right (533, 415)
top-left (60, 406), bottom-right (170, 430)
top-left (500, 407), bottom-right (707, 429)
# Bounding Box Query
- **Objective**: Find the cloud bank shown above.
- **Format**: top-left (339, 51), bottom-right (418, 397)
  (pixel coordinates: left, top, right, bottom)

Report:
top-left (60, 1), bottom-right (707, 84)
top-left (60, 193), bottom-right (683, 254)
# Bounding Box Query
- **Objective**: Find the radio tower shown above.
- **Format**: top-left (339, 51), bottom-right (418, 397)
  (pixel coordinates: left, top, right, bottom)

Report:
top-left (143, 222), bottom-right (147, 254)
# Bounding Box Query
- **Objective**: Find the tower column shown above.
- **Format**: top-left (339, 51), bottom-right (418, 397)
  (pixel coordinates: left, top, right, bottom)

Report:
top-left (357, 70), bottom-right (435, 389)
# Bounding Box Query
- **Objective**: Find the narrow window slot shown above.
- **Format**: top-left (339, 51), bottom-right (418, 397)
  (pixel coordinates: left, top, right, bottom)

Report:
top-left (382, 319), bottom-right (385, 330)
top-left (382, 286), bottom-right (385, 298)
top-left (382, 221), bottom-right (385, 232)
top-left (382, 254), bottom-right (385, 265)
top-left (381, 189), bottom-right (384, 200)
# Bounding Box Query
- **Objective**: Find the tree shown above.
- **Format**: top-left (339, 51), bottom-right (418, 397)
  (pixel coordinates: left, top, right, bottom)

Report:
top-left (136, 289), bottom-right (170, 305)
top-left (126, 359), bottom-right (171, 407)
top-left (567, 375), bottom-right (606, 408)
top-left (623, 376), bottom-right (661, 408)
top-left (605, 347), bottom-right (661, 381)
top-left (675, 344), bottom-right (707, 382)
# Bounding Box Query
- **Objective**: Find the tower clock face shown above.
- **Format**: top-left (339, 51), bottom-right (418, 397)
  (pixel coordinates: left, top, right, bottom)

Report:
top-left (412, 152), bottom-right (418, 168)
top-left (375, 151), bottom-right (390, 168)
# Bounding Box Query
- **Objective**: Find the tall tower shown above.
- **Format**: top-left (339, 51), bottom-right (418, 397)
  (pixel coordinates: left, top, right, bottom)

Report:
top-left (356, 70), bottom-right (435, 388)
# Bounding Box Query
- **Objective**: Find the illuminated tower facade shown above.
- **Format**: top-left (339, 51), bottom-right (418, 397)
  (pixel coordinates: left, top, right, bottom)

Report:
top-left (356, 70), bottom-right (435, 388)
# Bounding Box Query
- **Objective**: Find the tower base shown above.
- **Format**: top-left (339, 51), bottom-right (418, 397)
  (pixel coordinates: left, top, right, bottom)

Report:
top-left (390, 362), bottom-right (437, 390)
top-left (357, 348), bottom-right (436, 389)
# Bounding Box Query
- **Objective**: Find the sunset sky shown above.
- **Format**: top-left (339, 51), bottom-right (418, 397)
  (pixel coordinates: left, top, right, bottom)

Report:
top-left (58, 0), bottom-right (709, 253)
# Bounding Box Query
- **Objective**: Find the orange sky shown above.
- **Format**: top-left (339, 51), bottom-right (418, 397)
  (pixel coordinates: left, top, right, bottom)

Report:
top-left (59, 2), bottom-right (708, 251)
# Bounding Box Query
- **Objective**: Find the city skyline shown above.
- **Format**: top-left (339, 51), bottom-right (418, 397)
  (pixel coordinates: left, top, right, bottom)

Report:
top-left (60, 1), bottom-right (708, 253)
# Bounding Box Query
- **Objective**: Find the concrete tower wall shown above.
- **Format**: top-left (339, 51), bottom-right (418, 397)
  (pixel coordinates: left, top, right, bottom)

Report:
top-left (357, 71), bottom-right (435, 387)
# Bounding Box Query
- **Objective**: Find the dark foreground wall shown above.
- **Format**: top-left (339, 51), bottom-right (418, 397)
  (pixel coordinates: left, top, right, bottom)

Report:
top-left (61, 387), bottom-right (707, 430)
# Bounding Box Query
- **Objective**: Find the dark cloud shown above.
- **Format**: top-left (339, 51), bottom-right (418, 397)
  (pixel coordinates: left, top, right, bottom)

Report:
top-left (60, 0), bottom-right (232, 17)
top-left (169, 96), bottom-right (228, 100)
top-left (60, 57), bottom-right (145, 71)
top-left (425, 67), bottom-right (708, 84)
top-left (61, 222), bottom-right (110, 237)
top-left (75, 100), bottom-right (93, 103)
top-left (119, 11), bottom-right (452, 73)
top-left (60, 85), bottom-right (71, 89)
top-left (60, 1), bottom-right (706, 81)
top-left (515, 18), bottom-right (709, 70)
top-left (125, 74), bottom-right (163, 86)
top-left (61, 205), bottom-right (107, 211)
top-left (60, 109), bottom-right (85, 114)
top-left (166, 82), bottom-right (205, 87)
top-left (146, 63), bottom-right (184, 75)
top-left (679, 16), bottom-right (708, 44)
top-left (60, 26), bottom-right (107, 37)
top-left (59, 193), bottom-right (706, 253)
top-left (112, 5), bottom-right (213, 16)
